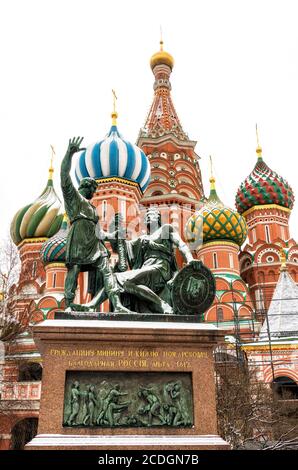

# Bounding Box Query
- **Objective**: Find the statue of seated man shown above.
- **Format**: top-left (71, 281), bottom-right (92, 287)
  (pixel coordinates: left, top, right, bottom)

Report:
top-left (77, 207), bottom-right (195, 314)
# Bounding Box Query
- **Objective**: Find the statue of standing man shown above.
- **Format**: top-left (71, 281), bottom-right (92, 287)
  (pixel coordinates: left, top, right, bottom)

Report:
top-left (60, 137), bottom-right (130, 313)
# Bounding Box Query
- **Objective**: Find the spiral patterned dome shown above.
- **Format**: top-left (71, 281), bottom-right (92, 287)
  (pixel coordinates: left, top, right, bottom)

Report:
top-left (75, 124), bottom-right (151, 193)
top-left (236, 149), bottom-right (294, 214)
top-left (40, 215), bottom-right (68, 264)
top-left (186, 178), bottom-right (248, 247)
top-left (10, 175), bottom-right (63, 246)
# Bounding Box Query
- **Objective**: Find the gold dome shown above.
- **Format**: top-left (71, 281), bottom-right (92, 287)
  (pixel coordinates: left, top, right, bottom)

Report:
top-left (150, 40), bottom-right (174, 70)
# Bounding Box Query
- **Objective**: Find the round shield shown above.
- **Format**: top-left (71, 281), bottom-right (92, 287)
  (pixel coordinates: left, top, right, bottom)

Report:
top-left (171, 260), bottom-right (216, 316)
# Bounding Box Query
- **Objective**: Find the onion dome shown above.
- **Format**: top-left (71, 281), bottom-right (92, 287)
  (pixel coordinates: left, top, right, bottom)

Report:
top-left (186, 176), bottom-right (248, 247)
top-left (10, 163), bottom-right (63, 246)
top-left (40, 214), bottom-right (68, 264)
top-left (75, 109), bottom-right (151, 193)
top-left (236, 139), bottom-right (294, 214)
top-left (150, 39), bottom-right (174, 70)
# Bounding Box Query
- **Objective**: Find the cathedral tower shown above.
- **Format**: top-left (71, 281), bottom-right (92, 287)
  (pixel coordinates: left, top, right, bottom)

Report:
top-left (186, 171), bottom-right (255, 340)
top-left (236, 130), bottom-right (298, 312)
top-left (138, 40), bottom-right (204, 252)
top-left (10, 157), bottom-right (63, 319)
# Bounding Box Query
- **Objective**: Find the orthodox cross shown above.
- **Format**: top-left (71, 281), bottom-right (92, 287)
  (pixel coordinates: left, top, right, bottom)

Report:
top-left (49, 144), bottom-right (55, 179)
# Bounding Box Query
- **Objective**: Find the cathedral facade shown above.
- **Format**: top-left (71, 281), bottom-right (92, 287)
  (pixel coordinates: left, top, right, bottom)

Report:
top-left (1, 41), bottom-right (298, 449)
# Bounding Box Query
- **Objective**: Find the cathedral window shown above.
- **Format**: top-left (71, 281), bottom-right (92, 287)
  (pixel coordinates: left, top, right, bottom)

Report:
top-left (252, 228), bottom-right (257, 243)
top-left (32, 261), bottom-right (37, 278)
top-left (213, 253), bottom-right (218, 269)
top-left (52, 273), bottom-right (56, 288)
top-left (120, 200), bottom-right (126, 221)
top-left (265, 225), bottom-right (271, 243)
top-left (229, 253), bottom-right (234, 269)
top-left (18, 362), bottom-right (42, 382)
top-left (272, 376), bottom-right (298, 400)
top-left (216, 307), bottom-right (224, 321)
top-left (102, 200), bottom-right (107, 221)
top-left (255, 288), bottom-right (265, 311)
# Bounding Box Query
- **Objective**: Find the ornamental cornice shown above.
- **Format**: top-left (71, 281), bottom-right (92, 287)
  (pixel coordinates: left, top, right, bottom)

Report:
top-left (243, 344), bottom-right (298, 351)
top-left (242, 204), bottom-right (291, 218)
top-left (18, 238), bottom-right (48, 248)
top-left (45, 263), bottom-right (66, 269)
top-left (202, 240), bottom-right (239, 248)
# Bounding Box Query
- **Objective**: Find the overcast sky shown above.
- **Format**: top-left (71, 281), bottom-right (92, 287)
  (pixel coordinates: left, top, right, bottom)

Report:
top-left (1, 0), bottom-right (298, 241)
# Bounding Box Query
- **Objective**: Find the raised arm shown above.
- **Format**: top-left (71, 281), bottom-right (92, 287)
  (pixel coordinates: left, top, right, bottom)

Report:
top-left (61, 137), bottom-right (85, 190)
top-left (60, 137), bottom-right (85, 218)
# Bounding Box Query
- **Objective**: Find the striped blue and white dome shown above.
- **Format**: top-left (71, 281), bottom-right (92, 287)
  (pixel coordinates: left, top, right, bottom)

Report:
top-left (75, 125), bottom-right (151, 193)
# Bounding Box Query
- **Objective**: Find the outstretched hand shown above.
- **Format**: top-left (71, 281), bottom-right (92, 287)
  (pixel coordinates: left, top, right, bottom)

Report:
top-left (67, 137), bottom-right (86, 156)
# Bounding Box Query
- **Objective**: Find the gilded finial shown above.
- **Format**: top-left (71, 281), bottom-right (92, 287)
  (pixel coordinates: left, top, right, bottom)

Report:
top-left (209, 155), bottom-right (216, 190)
top-left (256, 124), bottom-right (262, 158)
top-left (279, 246), bottom-right (287, 272)
top-left (111, 89), bottom-right (118, 126)
top-left (49, 144), bottom-right (55, 180)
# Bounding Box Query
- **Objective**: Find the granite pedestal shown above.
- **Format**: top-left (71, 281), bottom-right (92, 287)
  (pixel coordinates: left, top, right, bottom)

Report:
top-left (26, 314), bottom-right (229, 450)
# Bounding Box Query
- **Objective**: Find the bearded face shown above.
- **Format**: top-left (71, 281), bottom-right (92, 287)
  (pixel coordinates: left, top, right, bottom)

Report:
top-left (79, 178), bottom-right (97, 200)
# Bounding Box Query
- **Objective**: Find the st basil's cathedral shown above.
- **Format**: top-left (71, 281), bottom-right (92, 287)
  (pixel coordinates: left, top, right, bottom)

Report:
top-left (1, 40), bottom-right (298, 449)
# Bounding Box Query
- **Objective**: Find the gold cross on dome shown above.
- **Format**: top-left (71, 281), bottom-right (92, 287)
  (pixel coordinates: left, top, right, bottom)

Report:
top-left (111, 89), bottom-right (118, 125)
top-left (48, 144), bottom-right (55, 179)
top-left (209, 155), bottom-right (214, 177)
top-left (112, 89), bottom-right (117, 114)
top-left (50, 144), bottom-right (55, 169)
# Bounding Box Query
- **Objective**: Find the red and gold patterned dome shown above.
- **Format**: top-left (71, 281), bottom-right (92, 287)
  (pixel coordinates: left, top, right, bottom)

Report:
top-left (236, 142), bottom-right (294, 214)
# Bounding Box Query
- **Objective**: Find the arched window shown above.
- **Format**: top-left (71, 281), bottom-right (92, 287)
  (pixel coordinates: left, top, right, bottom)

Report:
top-left (216, 307), bottom-right (224, 322)
top-left (258, 271), bottom-right (265, 284)
top-left (18, 362), bottom-right (42, 382)
top-left (272, 376), bottom-right (298, 400)
top-left (10, 418), bottom-right (38, 450)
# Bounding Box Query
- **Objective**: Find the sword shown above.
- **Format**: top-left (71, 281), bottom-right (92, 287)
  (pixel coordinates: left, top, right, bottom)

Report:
top-left (110, 213), bottom-right (128, 272)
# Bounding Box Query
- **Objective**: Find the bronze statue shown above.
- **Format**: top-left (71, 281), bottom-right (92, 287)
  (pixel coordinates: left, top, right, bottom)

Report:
top-left (60, 137), bottom-right (130, 313)
top-left (76, 208), bottom-right (197, 314)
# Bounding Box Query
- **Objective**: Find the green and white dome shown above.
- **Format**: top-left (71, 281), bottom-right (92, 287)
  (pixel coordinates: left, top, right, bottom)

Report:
top-left (10, 169), bottom-right (63, 245)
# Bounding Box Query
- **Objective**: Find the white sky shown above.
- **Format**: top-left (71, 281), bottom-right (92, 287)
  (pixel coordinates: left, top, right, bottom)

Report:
top-left (1, 0), bottom-right (298, 240)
